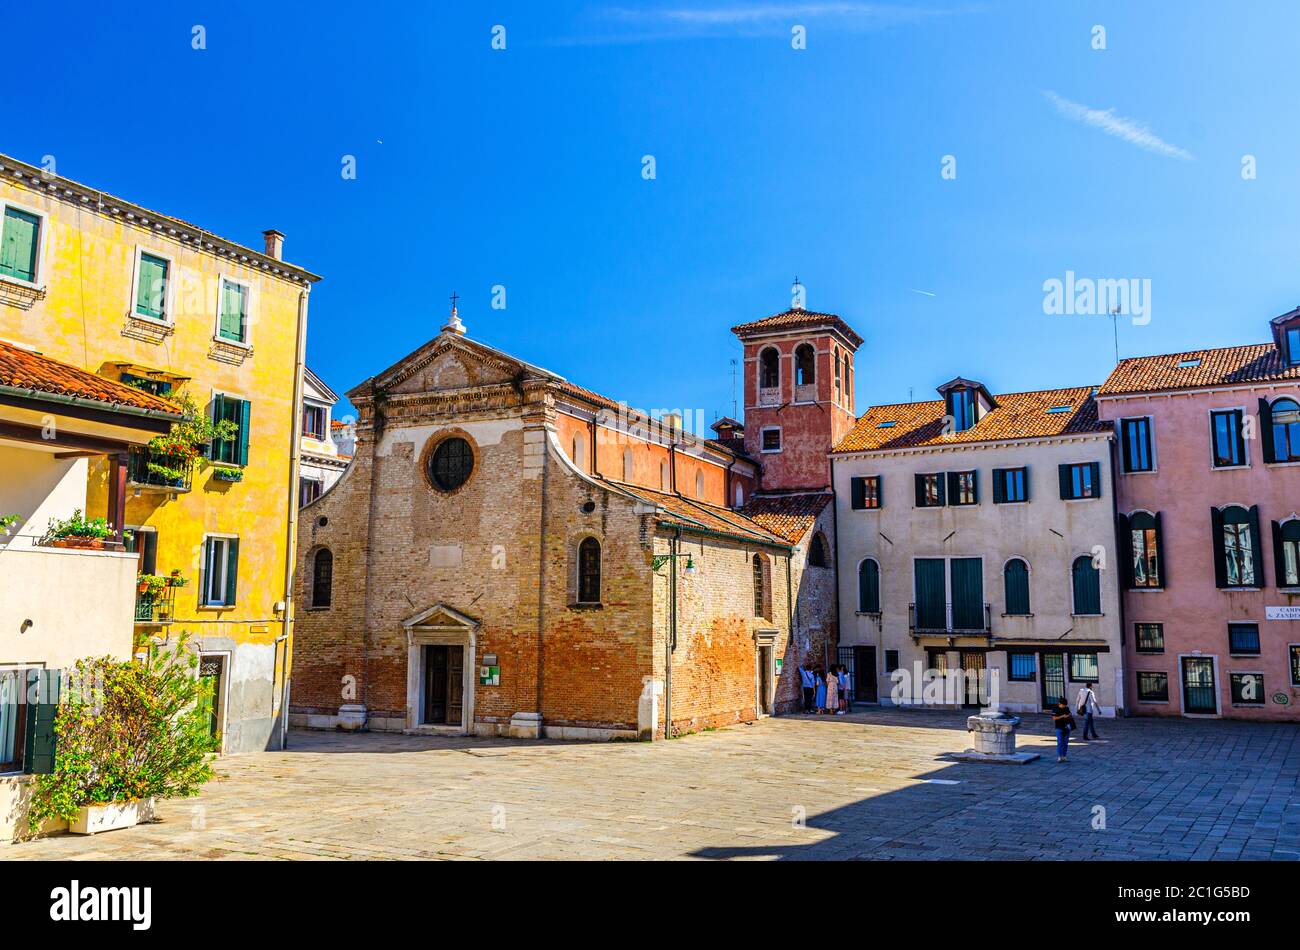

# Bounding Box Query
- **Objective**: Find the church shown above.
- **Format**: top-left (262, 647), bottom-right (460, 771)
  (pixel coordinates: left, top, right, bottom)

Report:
top-left (289, 302), bottom-right (860, 739)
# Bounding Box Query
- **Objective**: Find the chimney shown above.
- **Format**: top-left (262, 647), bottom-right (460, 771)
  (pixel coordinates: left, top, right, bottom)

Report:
top-left (262, 229), bottom-right (285, 260)
top-left (661, 411), bottom-right (683, 435)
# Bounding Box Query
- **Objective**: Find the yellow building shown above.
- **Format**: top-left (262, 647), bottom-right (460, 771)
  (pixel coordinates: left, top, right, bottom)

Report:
top-left (0, 152), bottom-right (320, 753)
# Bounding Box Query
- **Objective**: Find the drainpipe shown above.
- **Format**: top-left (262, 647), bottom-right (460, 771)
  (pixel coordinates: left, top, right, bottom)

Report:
top-left (785, 550), bottom-right (794, 693)
top-left (828, 455), bottom-right (843, 667)
top-left (589, 412), bottom-right (598, 476)
top-left (280, 285), bottom-right (310, 750)
top-left (666, 527), bottom-right (680, 737)
top-left (669, 439), bottom-right (678, 494)
top-left (1106, 434), bottom-right (1127, 717)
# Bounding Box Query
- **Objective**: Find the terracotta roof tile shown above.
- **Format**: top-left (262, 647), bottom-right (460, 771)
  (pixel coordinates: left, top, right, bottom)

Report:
top-left (1098, 343), bottom-right (1300, 396)
top-left (0, 341), bottom-right (182, 416)
top-left (730, 309), bottom-right (864, 347)
top-left (739, 492), bottom-right (832, 543)
top-left (834, 385), bottom-right (1109, 453)
top-left (605, 480), bottom-right (791, 548)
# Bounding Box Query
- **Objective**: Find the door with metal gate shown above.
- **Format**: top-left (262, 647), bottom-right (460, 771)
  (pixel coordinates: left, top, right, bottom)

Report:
top-left (838, 646), bottom-right (877, 704)
top-left (960, 651), bottom-right (986, 707)
top-left (1040, 653), bottom-right (1065, 708)
top-left (1181, 656), bottom-right (1217, 714)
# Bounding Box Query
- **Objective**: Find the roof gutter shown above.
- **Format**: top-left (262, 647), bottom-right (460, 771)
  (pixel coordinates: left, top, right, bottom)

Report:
top-left (0, 383), bottom-right (186, 421)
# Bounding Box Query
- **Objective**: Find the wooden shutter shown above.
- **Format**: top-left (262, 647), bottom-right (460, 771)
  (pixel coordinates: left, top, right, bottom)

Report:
top-left (1259, 399), bottom-right (1275, 463)
top-left (1089, 462), bottom-right (1102, 498)
top-left (874, 474), bottom-right (882, 508)
top-left (914, 559), bottom-right (946, 629)
top-left (1004, 560), bottom-right (1030, 615)
top-left (1211, 507), bottom-right (1227, 589)
top-left (992, 469), bottom-right (1005, 504)
top-left (1154, 511), bottom-right (1166, 588)
top-left (220, 281), bottom-right (246, 341)
top-left (946, 471), bottom-right (959, 503)
top-left (23, 669), bottom-right (61, 775)
top-left (1072, 557), bottom-right (1101, 614)
top-left (225, 538), bottom-right (240, 606)
top-left (950, 558), bottom-right (984, 629)
top-left (237, 400), bottom-right (251, 466)
top-left (1248, 505), bottom-right (1265, 586)
top-left (858, 560), bottom-right (879, 613)
top-left (970, 470), bottom-right (979, 504)
top-left (935, 473), bottom-right (946, 506)
top-left (136, 254), bottom-right (167, 318)
top-left (1116, 512), bottom-right (1134, 590)
top-left (1273, 520), bottom-right (1286, 588)
top-left (1022, 466), bottom-right (1031, 501)
top-left (851, 477), bottom-right (865, 510)
top-left (1058, 464), bottom-right (1071, 499)
top-left (0, 207), bottom-right (39, 282)
top-left (914, 474), bottom-right (925, 507)
top-left (210, 394), bottom-right (227, 461)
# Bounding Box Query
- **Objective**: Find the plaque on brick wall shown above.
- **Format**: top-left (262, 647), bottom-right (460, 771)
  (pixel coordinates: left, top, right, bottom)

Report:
top-left (479, 666), bottom-right (500, 686)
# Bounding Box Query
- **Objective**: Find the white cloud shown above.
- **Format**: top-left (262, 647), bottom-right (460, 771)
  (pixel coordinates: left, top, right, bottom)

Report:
top-left (1044, 90), bottom-right (1193, 161)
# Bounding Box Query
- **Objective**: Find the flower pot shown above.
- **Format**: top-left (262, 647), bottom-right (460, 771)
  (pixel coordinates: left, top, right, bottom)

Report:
top-left (69, 797), bottom-right (156, 835)
top-left (49, 537), bottom-right (107, 551)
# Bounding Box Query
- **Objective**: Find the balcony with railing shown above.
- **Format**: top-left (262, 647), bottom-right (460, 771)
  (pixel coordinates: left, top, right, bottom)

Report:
top-left (134, 584), bottom-right (178, 624)
top-left (909, 602), bottom-right (992, 637)
top-left (127, 447), bottom-right (193, 493)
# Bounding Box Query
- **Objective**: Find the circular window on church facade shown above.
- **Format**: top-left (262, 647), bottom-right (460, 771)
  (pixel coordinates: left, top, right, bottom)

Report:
top-left (427, 435), bottom-right (474, 493)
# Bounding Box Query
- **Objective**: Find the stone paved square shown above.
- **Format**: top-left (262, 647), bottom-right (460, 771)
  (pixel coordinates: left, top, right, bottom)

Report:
top-left (7, 710), bottom-right (1299, 861)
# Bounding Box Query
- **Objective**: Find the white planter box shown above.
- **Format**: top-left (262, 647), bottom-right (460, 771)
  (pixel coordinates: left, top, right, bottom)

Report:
top-left (69, 798), bottom-right (156, 835)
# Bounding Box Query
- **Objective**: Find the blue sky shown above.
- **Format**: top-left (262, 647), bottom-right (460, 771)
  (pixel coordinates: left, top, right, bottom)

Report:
top-left (19, 1), bottom-right (1300, 422)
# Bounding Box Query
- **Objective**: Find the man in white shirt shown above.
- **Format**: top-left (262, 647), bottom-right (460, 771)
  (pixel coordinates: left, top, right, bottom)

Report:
top-left (1075, 681), bottom-right (1101, 740)
top-left (800, 664), bottom-right (816, 713)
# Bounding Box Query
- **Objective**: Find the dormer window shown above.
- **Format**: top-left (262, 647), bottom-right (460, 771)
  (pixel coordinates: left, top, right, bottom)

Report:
top-left (937, 377), bottom-right (995, 434)
top-left (1177, 357), bottom-right (1202, 369)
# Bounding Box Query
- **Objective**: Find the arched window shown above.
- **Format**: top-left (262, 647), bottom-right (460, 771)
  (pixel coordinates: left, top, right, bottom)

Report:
top-left (577, 537), bottom-right (601, 604)
top-left (695, 471), bottom-right (706, 498)
top-left (1129, 511), bottom-right (1161, 588)
top-left (623, 448), bottom-right (634, 483)
top-left (312, 548), bottom-right (333, 608)
top-left (1271, 398), bottom-right (1300, 462)
top-left (808, 532), bottom-right (830, 568)
top-left (857, 558), bottom-right (880, 613)
top-left (1071, 555), bottom-right (1101, 615)
top-left (1003, 558), bottom-right (1030, 615)
top-left (1277, 518), bottom-right (1300, 587)
top-left (571, 433), bottom-right (587, 473)
top-left (1217, 505), bottom-right (1258, 587)
top-left (795, 343), bottom-right (815, 386)
top-left (759, 347), bottom-right (779, 389)
top-left (752, 554), bottom-right (771, 617)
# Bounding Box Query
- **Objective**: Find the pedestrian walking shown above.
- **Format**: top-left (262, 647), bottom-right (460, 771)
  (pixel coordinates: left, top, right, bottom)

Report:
top-left (800, 664), bottom-right (816, 713)
top-left (1050, 695), bottom-right (1075, 763)
top-left (1075, 681), bottom-right (1101, 740)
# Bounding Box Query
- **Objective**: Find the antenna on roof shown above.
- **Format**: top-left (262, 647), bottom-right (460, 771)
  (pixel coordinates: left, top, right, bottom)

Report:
top-left (1109, 305), bottom-right (1120, 365)
top-left (730, 358), bottom-right (738, 419)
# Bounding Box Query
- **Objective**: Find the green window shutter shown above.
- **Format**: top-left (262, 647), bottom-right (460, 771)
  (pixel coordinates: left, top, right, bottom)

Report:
top-left (914, 559), bottom-right (946, 630)
top-left (992, 469), bottom-right (1006, 504)
top-left (1003, 560), bottom-right (1030, 614)
top-left (875, 473), bottom-right (882, 507)
top-left (1058, 464), bottom-right (1071, 499)
top-left (1210, 507), bottom-right (1227, 589)
top-left (914, 474), bottom-right (925, 507)
top-left (970, 470), bottom-right (979, 504)
top-left (950, 558), bottom-right (984, 629)
top-left (135, 254), bottom-right (168, 318)
top-left (225, 538), bottom-right (240, 606)
top-left (1, 207), bottom-right (40, 283)
top-left (1116, 512), bottom-right (1134, 590)
top-left (858, 560), bottom-right (879, 613)
top-left (1022, 466), bottom-right (1030, 502)
top-left (1273, 520), bottom-right (1287, 588)
top-left (219, 281), bottom-right (246, 341)
top-left (935, 474), bottom-right (946, 506)
top-left (1089, 462), bottom-right (1102, 498)
top-left (237, 400), bottom-right (251, 466)
top-left (1072, 557), bottom-right (1101, 614)
top-left (23, 669), bottom-right (61, 775)
top-left (1259, 399), bottom-right (1275, 463)
top-left (1154, 511), bottom-right (1166, 588)
top-left (851, 477), bottom-right (865, 510)
top-left (946, 471), bottom-right (959, 502)
top-left (209, 394), bottom-right (227, 462)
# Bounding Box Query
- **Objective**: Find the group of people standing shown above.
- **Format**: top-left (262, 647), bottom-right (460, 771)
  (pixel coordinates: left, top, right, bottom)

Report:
top-left (799, 664), bottom-right (851, 715)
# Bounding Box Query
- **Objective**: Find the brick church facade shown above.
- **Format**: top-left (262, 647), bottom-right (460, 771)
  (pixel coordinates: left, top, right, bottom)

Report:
top-left (290, 305), bottom-right (858, 739)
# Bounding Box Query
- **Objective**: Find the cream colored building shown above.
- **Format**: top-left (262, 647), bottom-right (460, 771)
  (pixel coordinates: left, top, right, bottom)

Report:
top-left (831, 378), bottom-right (1125, 716)
top-left (298, 367), bottom-right (349, 506)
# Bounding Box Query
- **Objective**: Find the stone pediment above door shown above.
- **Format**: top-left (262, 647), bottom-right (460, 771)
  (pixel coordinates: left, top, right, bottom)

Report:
top-left (378, 335), bottom-right (551, 396)
top-left (403, 602), bottom-right (481, 631)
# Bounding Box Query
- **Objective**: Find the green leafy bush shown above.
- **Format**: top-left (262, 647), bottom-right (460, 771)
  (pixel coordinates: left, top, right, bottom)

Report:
top-left (27, 635), bottom-right (217, 832)
top-left (44, 509), bottom-right (111, 541)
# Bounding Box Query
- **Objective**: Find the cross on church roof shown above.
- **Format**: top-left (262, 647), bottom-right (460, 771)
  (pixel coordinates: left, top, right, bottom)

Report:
top-left (442, 290), bottom-right (466, 335)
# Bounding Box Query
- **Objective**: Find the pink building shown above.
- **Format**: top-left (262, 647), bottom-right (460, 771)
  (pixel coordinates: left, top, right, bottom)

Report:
top-left (1095, 308), bottom-right (1300, 720)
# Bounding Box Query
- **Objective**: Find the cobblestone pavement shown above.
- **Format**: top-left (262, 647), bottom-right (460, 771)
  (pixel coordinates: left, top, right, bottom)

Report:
top-left (7, 709), bottom-right (1299, 860)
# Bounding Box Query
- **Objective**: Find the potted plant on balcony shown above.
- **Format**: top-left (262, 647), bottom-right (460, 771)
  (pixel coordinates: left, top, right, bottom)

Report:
top-left (0, 514), bottom-right (17, 536)
top-left (25, 633), bottom-right (217, 837)
top-left (139, 392), bottom-right (237, 486)
top-left (43, 509), bottom-right (112, 550)
top-left (212, 466), bottom-right (243, 482)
